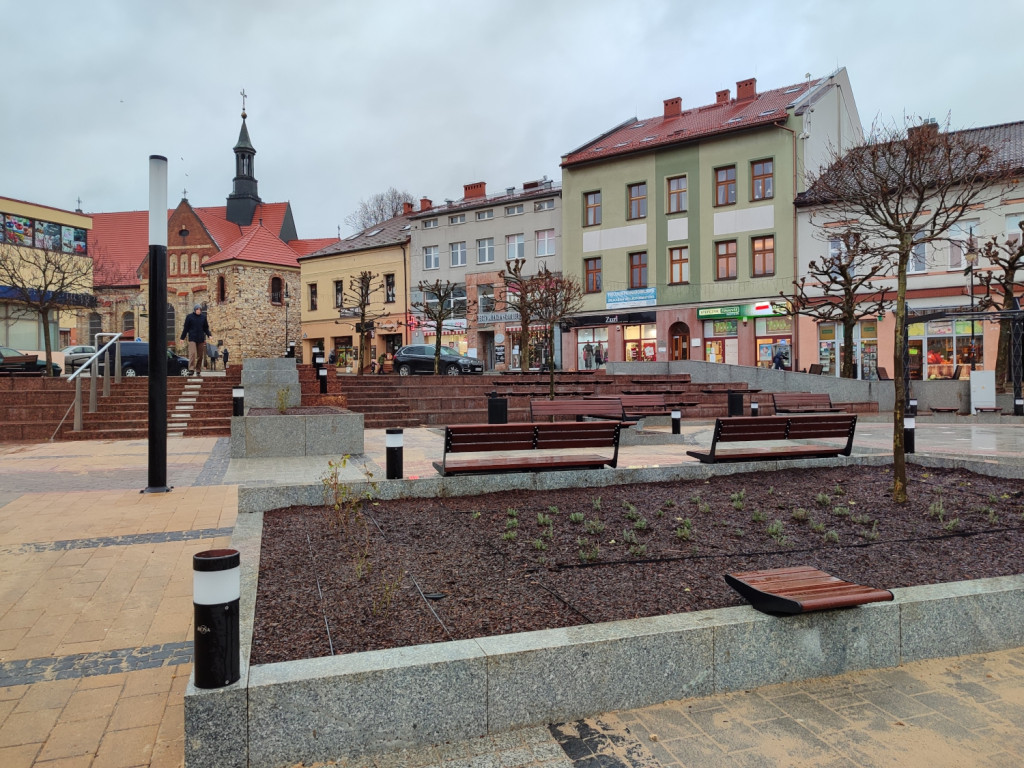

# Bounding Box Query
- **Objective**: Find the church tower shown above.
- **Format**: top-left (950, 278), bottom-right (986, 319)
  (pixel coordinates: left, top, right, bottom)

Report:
top-left (226, 97), bottom-right (261, 226)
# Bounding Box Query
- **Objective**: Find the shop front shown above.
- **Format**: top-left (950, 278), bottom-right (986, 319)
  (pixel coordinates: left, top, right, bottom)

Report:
top-left (568, 311), bottom-right (657, 370)
top-left (815, 319), bottom-right (880, 379)
top-left (421, 318), bottom-right (469, 357)
top-left (698, 302), bottom-right (792, 369)
top-left (908, 318), bottom-right (983, 380)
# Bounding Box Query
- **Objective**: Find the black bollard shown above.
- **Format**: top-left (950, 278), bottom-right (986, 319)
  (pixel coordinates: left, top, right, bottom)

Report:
top-left (192, 549), bottom-right (240, 689)
top-left (905, 398), bottom-right (917, 454)
top-left (318, 367), bottom-right (327, 394)
top-left (671, 409), bottom-right (681, 435)
top-left (232, 387), bottom-right (244, 417)
top-left (286, 341), bottom-right (296, 358)
top-left (386, 428), bottom-right (403, 479)
top-left (751, 400), bottom-right (760, 417)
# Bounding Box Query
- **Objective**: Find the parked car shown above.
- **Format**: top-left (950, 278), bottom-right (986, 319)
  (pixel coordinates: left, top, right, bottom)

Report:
top-left (0, 346), bottom-right (61, 376)
top-left (96, 341), bottom-right (189, 377)
top-left (59, 344), bottom-right (96, 372)
top-left (392, 344), bottom-right (484, 376)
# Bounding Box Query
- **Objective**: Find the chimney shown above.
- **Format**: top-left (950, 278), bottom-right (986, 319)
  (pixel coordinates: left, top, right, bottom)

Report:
top-left (736, 78), bottom-right (756, 101)
top-left (716, 89), bottom-right (731, 105)
top-left (464, 181), bottom-right (486, 199)
top-left (663, 97), bottom-right (682, 118)
top-left (402, 201), bottom-right (413, 215)
top-left (908, 119), bottom-right (940, 141)
top-left (419, 197), bottom-right (432, 211)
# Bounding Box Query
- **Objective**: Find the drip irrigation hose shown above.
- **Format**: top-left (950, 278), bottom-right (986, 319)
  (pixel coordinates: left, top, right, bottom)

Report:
top-left (305, 529), bottom-right (335, 655)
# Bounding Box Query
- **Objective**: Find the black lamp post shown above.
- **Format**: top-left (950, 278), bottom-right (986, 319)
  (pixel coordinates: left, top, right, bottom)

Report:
top-left (284, 286), bottom-right (290, 353)
top-left (965, 231), bottom-right (979, 371)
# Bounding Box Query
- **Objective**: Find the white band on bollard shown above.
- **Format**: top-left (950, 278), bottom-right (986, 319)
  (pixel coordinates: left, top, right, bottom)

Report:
top-left (386, 431), bottom-right (404, 448)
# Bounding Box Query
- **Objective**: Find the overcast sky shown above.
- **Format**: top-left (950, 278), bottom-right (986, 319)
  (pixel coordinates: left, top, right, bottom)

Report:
top-left (4, 0), bottom-right (1021, 240)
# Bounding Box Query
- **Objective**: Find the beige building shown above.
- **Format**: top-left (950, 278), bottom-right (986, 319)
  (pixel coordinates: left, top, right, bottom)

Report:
top-left (298, 213), bottom-right (413, 370)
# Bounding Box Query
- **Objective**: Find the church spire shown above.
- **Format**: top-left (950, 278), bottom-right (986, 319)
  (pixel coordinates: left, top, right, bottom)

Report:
top-left (226, 89), bottom-right (261, 226)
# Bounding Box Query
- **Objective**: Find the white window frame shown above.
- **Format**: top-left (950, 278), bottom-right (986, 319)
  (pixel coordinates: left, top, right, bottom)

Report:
top-left (948, 219), bottom-right (980, 270)
top-left (477, 237), bottom-right (494, 264)
top-left (505, 204), bottom-right (524, 216)
top-left (506, 233), bottom-right (524, 261)
top-left (449, 214), bottom-right (465, 225)
top-left (534, 199), bottom-right (554, 211)
top-left (423, 245), bottom-right (439, 270)
top-left (476, 209), bottom-right (494, 221)
top-left (423, 218), bottom-right (438, 229)
top-left (1007, 214), bottom-right (1023, 245)
top-left (450, 241), bottom-right (467, 267)
top-left (536, 229), bottom-right (555, 257)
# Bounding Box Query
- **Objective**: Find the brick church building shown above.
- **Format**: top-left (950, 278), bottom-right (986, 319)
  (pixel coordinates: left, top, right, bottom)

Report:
top-left (87, 110), bottom-right (335, 360)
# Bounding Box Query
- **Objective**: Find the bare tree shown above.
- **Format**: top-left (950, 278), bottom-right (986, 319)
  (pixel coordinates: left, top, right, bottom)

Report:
top-left (976, 220), bottom-right (1024, 387)
top-left (0, 243), bottom-right (95, 375)
top-left (498, 258), bottom-right (534, 372)
top-left (410, 279), bottom-right (472, 374)
top-left (344, 187), bottom-right (415, 232)
top-left (528, 265), bottom-right (585, 397)
top-left (342, 270), bottom-right (385, 376)
top-left (785, 230), bottom-right (892, 378)
top-left (803, 117), bottom-right (1014, 501)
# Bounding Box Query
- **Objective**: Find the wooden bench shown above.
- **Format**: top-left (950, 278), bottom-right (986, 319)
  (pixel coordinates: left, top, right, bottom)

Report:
top-left (807, 363), bottom-right (824, 375)
top-left (434, 421), bottom-right (621, 476)
top-left (772, 392), bottom-right (843, 413)
top-left (725, 566), bottom-right (893, 614)
top-left (930, 406), bottom-right (959, 414)
top-left (686, 414), bottom-right (858, 464)
top-left (975, 407), bottom-right (1003, 414)
top-left (530, 397), bottom-right (632, 423)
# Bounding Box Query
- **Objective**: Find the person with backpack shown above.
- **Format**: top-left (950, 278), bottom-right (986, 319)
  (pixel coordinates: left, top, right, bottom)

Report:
top-left (180, 304), bottom-right (211, 375)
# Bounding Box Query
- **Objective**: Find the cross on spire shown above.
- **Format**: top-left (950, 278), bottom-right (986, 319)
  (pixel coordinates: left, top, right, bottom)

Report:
top-left (183, 188), bottom-right (188, 199)
top-left (240, 88), bottom-right (247, 118)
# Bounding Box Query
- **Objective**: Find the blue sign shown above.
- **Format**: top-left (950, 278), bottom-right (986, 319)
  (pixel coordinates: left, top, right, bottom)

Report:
top-left (606, 287), bottom-right (656, 310)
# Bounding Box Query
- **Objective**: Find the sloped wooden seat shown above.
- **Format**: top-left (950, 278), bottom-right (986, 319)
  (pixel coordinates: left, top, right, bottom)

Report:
top-left (725, 566), bottom-right (893, 614)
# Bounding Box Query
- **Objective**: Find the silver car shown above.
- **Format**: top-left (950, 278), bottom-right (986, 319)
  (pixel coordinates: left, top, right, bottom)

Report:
top-left (59, 345), bottom-right (96, 372)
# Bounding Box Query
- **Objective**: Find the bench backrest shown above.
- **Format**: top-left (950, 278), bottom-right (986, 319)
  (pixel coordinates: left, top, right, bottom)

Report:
top-left (714, 416), bottom-right (791, 443)
top-left (534, 421), bottom-right (620, 450)
top-left (443, 421), bottom-right (620, 467)
top-left (772, 392), bottom-right (833, 409)
top-left (618, 394), bottom-right (668, 408)
top-left (711, 414), bottom-right (857, 456)
top-left (530, 397), bottom-right (624, 421)
top-left (444, 423), bottom-right (538, 454)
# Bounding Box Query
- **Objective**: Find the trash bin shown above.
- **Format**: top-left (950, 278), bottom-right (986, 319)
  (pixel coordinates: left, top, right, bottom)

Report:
top-left (727, 391), bottom-right (744, 417)
top-left (487, 390), bottom-right (508, 424)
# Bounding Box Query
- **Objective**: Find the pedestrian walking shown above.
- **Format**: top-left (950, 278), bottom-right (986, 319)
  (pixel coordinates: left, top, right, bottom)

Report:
top-left (180, 304), bottom-right (211, 375)
top-left (207, 342), bottom-right (219, 370)
top-left (222, 347), bottom-right (230, 369)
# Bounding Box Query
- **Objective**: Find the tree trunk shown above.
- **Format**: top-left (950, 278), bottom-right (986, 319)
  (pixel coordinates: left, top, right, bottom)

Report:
top-left (892, 249), bottom-right (909, 503)
top-left (519, 323), bottom-right (529, 372)
top-left (548, 326), bottom-right (556, 399)
top-left (41, 308), bottom-right (55, 376)
top-left (841, 320), bottom-right (856, 378)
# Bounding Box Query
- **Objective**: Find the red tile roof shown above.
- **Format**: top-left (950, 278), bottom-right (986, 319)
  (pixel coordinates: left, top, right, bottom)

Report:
top-left (203, 223), bottom-right (301, 269)
top-left (289, 237), bottom-right (340, 256)
top-left (561, 78), bottom-right (819, 167)
top-left (88, 201), bottom-right (300, 287)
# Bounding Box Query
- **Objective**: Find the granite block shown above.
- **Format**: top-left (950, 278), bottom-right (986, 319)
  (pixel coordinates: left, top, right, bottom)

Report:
top-left (479, 613), bottom-right (716, 731)
top-left (246, 415), bottom-right (305, 458)
top-left (247, 640), bottom-right (488, 767)
top-left (305, 412), bottom-right (364, 456)
top-left (229, 416), bottom-right (246, 458)
top-left (896, 575), bottom-right (1024, 662)
top-left (713, 601), bottom-right (900, 693)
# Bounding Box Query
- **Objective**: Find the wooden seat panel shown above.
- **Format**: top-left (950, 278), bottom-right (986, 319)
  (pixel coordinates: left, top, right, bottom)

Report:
top-left (725, 566), bottom-right (893, 614)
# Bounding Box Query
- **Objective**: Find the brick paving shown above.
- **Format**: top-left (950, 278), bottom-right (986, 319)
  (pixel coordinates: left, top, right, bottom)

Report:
top-left (0, 424), bottom-right (1022, 767)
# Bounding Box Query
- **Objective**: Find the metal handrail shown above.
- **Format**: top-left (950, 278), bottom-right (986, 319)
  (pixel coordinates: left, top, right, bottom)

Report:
top-left (51, 333), bottom-right (124, 440)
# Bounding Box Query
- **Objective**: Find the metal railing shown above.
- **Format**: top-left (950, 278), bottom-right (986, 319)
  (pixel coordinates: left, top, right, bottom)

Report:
top-left (50, 333), bottom-right (124, 440)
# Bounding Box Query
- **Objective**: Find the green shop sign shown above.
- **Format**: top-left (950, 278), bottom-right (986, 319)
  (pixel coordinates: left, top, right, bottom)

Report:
top-left (696, 305), bottom-right (741, 319)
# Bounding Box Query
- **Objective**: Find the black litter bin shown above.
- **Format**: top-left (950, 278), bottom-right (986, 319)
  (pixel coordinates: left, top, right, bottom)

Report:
top-left (727, 391), bottom-right (744, 417)
top-left (487, 391), bottom-right (508, 424)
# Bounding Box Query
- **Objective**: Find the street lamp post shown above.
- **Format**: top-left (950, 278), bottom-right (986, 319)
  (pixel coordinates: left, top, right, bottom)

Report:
top-left (965, 232), bottom-right (979, 371)
top-left (284, 286), bottom-right (291, 354)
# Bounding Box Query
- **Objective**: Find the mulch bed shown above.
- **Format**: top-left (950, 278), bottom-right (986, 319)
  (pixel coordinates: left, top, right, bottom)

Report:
top-left (251, 464), bottom-right (1024, 664)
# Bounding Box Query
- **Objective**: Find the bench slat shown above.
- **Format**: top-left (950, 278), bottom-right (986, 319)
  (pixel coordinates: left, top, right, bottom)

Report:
top-left (686, 414), bottom-right (857, 464)
top-left (725, 567), bottom-right (893, 614)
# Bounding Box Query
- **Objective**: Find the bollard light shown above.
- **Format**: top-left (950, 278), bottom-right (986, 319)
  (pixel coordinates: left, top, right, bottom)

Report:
top-left (318, 367), bottom-right (327, 393)
top-left (1016, 398), bottom-right (1023, 417)
top-left (751, 400), bottom-right (760, 417)
top-left (386, 428), bottom-right (404, 480)
top-left (905, 398), bottom-right (917, 454)
top-left (286, 341), bottom-right (296, 358)
top-left (232, 387), bottom-right (244, 417)
top-left (192, 548), bottom-right (240, 689)
top-left (671, 410), bottom-right (681, 435)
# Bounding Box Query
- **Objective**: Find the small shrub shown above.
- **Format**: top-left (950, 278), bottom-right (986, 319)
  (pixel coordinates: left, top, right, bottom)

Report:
top-left (592, 497), bottom-right (602, 511)
top-left (730, 490), bottom-right (746, 510)
top-left (943, 517), bottom-right (960, 531)
top-left (860, 520), bottom-right (879, 541)
top-left (622, 528), bottom-right (639, 545)
top-left (833, 505), bottom-right (850, 517)
top-left (276, 386), bottom-right (291, 414)
top-left (733, 528), bottom-right (746, 538)
top-left (791, 508), bottom-right (809, 522)
top-left (532, 539), bottom-right (548, 551)
top-left (928, 499), bottom-right (945, 519)
top-left (697, 501), bottom-right (711, 515)
top-left (536, 512), bottom-right (553, 527)
top-left (814, 492), bottom-right (831, 507)
top-left (507, 508), bottom-right (518, 518)
top-left (983, 507), bottom-right (999, 525)
top-left (810, 520), bottom-right (826, 534)
top-left (501, 531), bottom-right (517, 541)
top-left (548, 505), bottom-right (560, 515)
top-left (824, 529), bottom-right (840, 544)
top-left (850, 513), bottom-right (872, 525)
top-left (633, 517), bottom-right (648, 531)
top-left (675, 519), bottom-right (693, 540)
top-left (505, 518), bottom-right (518, 530)
top-left (628, 544), bottom-right (647, 557)
top-left (569, 512), bottom-right (585, 524)
top-left (470, 510), bottom-right (481, 520)
top-left (751, 510), bottom-right (765, 523)
top-left (662, 500), bottom-right (677, 509)
top-left (621, 501), bottom-right (637, 515)
top-left (766, 519), bottom-right (785, 542)
top-left (832, 483), bottom-right (846, 496)
top-left (584, 519), bottom-right (605, 535)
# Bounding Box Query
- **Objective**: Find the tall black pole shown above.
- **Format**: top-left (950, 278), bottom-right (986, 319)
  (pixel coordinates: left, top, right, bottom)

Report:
top-left (145, 155), bottom-right (170, 493)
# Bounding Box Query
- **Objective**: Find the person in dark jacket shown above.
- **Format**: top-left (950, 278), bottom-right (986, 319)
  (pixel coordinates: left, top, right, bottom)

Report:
top-left (221, 347), bottom-right (230, 369)
top-left (180, 304), bottom-right (211, 375)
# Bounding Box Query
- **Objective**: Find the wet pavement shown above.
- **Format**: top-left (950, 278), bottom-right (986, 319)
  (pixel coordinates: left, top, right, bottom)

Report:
top-left (0, 420), bottom-right (1022, 766)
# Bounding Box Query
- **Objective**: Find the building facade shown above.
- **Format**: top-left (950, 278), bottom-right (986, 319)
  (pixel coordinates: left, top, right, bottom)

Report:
top-left (560, 69), bottom-right (862, 372)
top-left (408, 179), bottom-right (561, 370)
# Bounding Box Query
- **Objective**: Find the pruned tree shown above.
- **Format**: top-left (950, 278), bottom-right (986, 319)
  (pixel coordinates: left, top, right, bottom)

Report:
top-left (0, 243), bottom-right (95, 375)
top-left (498, 258), bottom-right (534, 372)
top-left (344, 187), bottom-right (415, 232)
top-left (528, 265), bottom-right (585, 397)
top-left (785, 230), bottom-right (892, 378)
top-left (410, 279), bottom-right (473, 374)
top-left (802, 117), bottom-right (1014, 502)
top-left (975, 220), bottom-right (1024, 387)
top-left (342, 270), bottom-right (386, 376)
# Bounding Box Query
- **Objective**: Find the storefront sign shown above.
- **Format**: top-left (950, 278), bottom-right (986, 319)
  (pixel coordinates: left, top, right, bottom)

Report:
top-left (744, 301), bottom-right (787, 317)
top-left (697, 305), bottom-right (741, 319)
top-left (478, 310), bottom-right (521, 324)
top-left (607, 287), bottom-right (656, 310)
top-left (495, 344), bottom-right (505, 363)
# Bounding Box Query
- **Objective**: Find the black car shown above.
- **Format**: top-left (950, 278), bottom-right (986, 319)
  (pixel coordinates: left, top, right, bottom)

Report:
top-left (392, 344), bottom-right (484, 376)
top-left (96, 341), bottom-right (190, 377)
top-left (0, 346), bottom-right (61, 376)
